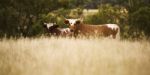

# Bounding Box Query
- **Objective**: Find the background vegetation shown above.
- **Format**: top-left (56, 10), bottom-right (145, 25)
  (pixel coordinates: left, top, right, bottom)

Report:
top-left (0, 0), bottom-right (150, 39)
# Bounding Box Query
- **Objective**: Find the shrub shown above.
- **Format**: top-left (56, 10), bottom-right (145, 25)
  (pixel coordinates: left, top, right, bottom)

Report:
top-left (129, 7), bottom-right (150, 38)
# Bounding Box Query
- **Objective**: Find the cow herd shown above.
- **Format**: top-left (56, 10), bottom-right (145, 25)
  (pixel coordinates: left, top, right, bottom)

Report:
top-left (43, 18), bottom-right (120, 39)
top-left (43, 22), bottom-right (72, 37)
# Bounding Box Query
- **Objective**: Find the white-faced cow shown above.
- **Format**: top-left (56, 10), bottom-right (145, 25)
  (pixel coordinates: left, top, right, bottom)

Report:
top-left (64, 19), bottom-right (120, 39)
top-left (43, 23), bottom-right (72, 37)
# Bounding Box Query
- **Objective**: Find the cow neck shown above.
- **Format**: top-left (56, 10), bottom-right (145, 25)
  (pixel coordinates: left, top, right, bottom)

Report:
top-left (76, 23), bottom-right (84, 31)
top-left (50, 28), bottom-right (61, 35)
top-left (76, 23), bottom-right (89, 31)
top-left (57, 28), bottom-right (62, 31)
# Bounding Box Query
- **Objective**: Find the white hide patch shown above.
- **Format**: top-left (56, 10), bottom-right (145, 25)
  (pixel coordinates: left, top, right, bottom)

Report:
top-left (44, 23), bottom-right (55, 28)
top-left (66, 19), bottom-right (79, 26)
top-left (59, 28), bottom-right (72, 35)
top-left (106, 24), bottom-right (118, 30)
top-left (61, 28), bottom-right (71, 33)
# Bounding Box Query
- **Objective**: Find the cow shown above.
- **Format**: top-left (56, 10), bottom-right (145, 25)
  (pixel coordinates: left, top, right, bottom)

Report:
top-left (43, 22), bottom-right (72, 37)
top-left (64, 19), bottom-right (120, 39)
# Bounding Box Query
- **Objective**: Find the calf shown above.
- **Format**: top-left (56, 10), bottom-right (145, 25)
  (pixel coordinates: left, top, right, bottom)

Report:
top-left (64, 19), bottom-right (120, 39)
top-left (43, 23), bottom-right (72, 37)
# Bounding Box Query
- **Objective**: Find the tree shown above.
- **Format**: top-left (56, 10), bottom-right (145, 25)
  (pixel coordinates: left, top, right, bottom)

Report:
top-left (129, 7), bottom-right (150, 37)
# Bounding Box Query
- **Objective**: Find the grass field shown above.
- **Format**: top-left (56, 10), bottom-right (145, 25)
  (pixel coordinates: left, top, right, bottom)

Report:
top-left (0, 37), bottom-right (150, 75)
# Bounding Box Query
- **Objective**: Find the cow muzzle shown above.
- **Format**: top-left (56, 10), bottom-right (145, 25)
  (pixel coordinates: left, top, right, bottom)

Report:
top-left (70, 29), bottom-right (74, 32)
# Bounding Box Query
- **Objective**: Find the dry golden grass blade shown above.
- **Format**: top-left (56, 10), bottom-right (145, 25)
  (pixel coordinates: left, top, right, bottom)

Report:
top-left (0, 37), bottom-right (150, 75)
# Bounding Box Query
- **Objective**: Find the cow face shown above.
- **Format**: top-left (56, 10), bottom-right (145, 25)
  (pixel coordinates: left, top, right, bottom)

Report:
top-left (43, 23), bottom-right (57, 29)
top-left (43, 22), bottom-right (59, 32)
top-left (64, 19), bottom-right (81, 32)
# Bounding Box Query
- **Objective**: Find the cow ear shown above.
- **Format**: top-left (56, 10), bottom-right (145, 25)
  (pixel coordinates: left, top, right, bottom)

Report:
top-left (76, 20), bottom-right (81, 24)
top-left (43, 23), bottom-right (47, 25)
top-left (43, 23), bottom-right (47, 27)
top-left (64, 19), bottom-right (69, 24)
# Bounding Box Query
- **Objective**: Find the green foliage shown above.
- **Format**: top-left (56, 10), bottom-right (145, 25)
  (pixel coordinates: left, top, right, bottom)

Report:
top-left (0, 0), bottom-right (63, 37)
top-left (0, 7), bottom-right (20, 37)
top-left (129, 7), bottom-right (150, 37)
top-left (0, 0), bottom-right (150, 39)
top-left (41, 8), bottom-right (71, 27)
top-left (42, 7), bottom-right (83, 28)
top-left (84, 4), bottom-right (128, 24)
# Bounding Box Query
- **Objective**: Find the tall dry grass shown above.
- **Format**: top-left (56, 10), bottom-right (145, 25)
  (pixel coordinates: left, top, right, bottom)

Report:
top-left (0, 37), bottom-right (150, 75)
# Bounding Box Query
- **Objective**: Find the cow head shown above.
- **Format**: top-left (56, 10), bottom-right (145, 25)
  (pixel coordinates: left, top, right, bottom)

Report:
top-left (43, 23), bottom-right (57, 29)
top-left (43, 22), bottom-right (59, 32)
top-left (64, 19), bottom-right (81, 32)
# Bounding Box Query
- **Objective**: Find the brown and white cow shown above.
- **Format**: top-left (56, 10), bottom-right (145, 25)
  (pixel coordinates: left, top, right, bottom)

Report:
top-left (43, 23), bottom-right (72, 37)
top-left (64, 19), bottom-right (120, 39)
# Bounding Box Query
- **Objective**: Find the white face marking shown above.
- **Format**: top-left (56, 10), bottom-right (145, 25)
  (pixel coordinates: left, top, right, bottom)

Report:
top-left (106, 24), bottom-right (118, 30)
top-left (44, 23), bottom-right (54, 28)
top-left (66, 19), bottom-right (79, 26)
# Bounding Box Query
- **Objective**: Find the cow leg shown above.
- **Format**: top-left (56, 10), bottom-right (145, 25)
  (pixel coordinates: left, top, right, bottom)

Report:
top-left (112, 35), bottom-right (116, 39)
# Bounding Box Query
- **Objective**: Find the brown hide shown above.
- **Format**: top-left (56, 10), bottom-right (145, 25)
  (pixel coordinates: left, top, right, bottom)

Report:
top-left (43, 23), bottom-right (72, 37)
top-left (74, 23), bottom-right (119, 38)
